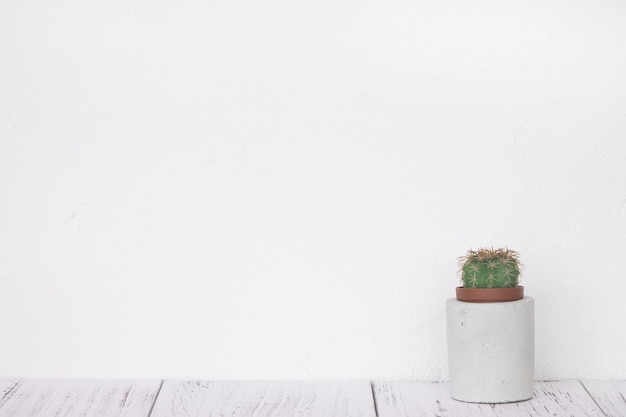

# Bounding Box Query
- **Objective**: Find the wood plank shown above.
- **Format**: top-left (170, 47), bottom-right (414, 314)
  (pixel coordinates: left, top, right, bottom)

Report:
top-left (0, 380), bottom-right (23, 411)
top-left (0, 379), bottom-right (162, 417)
top-left (581, 380), bottom-right (626, 417)
top-left (151, 380), bottom-right (376, 417)
top-left (373, 380), bottom-right (606, 417)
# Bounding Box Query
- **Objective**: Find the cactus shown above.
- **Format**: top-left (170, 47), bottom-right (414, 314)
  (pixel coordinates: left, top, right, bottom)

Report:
top-left (458, 247), bottom-right (521, 288)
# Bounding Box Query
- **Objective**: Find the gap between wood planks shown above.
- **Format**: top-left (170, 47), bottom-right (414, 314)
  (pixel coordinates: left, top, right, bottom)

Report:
top-left (146, 379), bottom-right (165, 417)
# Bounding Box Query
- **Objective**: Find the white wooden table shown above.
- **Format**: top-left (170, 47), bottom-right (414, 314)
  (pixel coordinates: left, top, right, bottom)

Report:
top-left (1, 379), bottom-right (625, 416)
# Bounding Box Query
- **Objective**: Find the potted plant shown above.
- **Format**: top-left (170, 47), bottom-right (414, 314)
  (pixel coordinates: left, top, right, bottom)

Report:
top-left (446, 247), bottom-right (534, 403)
top-left (456, 247), bottom-right (524, 302)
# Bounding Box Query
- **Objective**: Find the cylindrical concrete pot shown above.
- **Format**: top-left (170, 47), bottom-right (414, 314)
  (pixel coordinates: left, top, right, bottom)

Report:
top-left (446, 297), bottom-right (534, 403)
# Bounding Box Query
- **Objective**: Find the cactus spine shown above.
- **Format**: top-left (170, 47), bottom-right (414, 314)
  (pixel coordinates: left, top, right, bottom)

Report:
top-left (459, 248), bottom-right (521, 288)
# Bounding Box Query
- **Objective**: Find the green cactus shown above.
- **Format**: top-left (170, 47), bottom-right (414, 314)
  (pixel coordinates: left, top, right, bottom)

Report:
top-left (458, 248), bottom-right (521, 288)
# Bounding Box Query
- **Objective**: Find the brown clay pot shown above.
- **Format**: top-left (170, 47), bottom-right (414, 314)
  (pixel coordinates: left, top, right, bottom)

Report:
top-left (456, 286), bottom-right (524, 303)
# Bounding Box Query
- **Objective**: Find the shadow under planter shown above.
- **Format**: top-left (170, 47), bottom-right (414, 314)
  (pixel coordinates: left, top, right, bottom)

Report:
top-left (446, 297), bottom-right (535, 403)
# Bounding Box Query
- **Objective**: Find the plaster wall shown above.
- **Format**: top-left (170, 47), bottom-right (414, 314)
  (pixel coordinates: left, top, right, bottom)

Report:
top-left (1, 0), bottom-right (626, 380)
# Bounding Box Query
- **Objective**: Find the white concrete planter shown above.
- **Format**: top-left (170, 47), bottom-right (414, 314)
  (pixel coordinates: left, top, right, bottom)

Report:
top-left (446, 297), bottom-right (535, 403)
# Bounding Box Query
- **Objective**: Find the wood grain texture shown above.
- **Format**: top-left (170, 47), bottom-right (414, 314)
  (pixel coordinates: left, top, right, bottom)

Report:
top-left (581, 380), bottom-right (626, 417)
top-left (0, 379), bottom-right (162, 417)
top-left (151, 381), bottom-right (376, 417)
top-left (373, 380), bottom-right (606, 417)
top-left (0, 380), bottom-right (22, 411)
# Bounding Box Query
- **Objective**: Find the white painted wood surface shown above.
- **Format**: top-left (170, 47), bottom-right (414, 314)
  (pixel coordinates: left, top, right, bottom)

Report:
top-left (1, 379), bottom-right (625, 416)
top-left (151, 381), bottom-right (376, 417)
top-left (581, 380), bottom-right (626, 417)
top-left (0, 379), bottom-right (162, 417)
top-left (373, 380), bottom-right (608, 417)
top-left (0, 380), bottom-right (22, 410)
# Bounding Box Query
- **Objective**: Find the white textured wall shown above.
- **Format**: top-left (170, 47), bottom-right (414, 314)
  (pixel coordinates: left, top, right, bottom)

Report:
top-left (1, 0), bottom-right (626, 380)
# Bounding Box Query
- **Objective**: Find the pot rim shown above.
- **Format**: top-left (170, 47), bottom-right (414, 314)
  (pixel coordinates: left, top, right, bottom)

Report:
top-left (455, 285), bottom-right (524, 303)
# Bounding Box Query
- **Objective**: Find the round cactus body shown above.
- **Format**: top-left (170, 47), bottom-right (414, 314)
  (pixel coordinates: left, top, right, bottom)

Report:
top-left (459, 248), bottom-right (521, 288)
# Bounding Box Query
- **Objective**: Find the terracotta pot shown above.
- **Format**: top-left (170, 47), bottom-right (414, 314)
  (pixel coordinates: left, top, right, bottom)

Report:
top-left (456, 286), bottom-right (524, 303)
